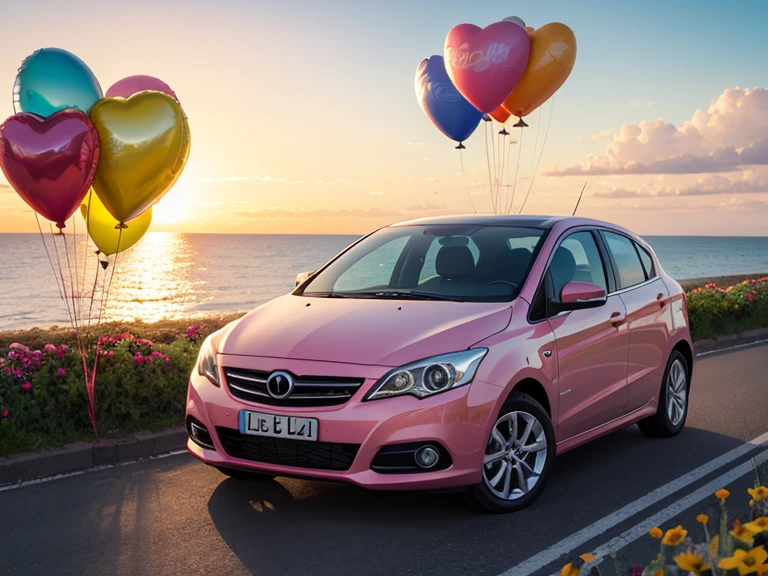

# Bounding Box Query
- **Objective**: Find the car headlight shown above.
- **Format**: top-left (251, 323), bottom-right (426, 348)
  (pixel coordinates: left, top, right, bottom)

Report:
top-left (197, 335), bottom-right (220, 387)
top-left (365, 349), bottom-right (488, 401)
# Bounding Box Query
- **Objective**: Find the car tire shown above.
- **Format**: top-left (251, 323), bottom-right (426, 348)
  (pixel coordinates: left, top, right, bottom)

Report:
top-left (638, 350), bottom-right (689, 438)
top-left (464, 391), bottom-right (556, 514)
top-left (214, 465), bottom-right (276, 481)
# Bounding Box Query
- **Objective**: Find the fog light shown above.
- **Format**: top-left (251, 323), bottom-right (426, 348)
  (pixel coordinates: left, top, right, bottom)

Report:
top-left (186, 416), bottom-right (215, 450)
top-left (414, 445), bottom-right (440, 469)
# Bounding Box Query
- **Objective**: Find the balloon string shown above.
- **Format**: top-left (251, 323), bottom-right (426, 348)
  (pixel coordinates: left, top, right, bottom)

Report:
top-left (47, 222), bottom-right (75, 330)
top-left (82, 189), bottom-right (94, 324)
top-left (503, 126), bottom-right (514, 214)
top-left (519, 97), bottom-right (554, 214)
top-left (494, 129), bottom-right (502, 213)
top-left (507, 126), bottom-right (524, 214)
top-left (98, 226), bottom-right (124, 327)
top-left (529, 107), bottom-right (543, 184)
top-left (484, 121), bottom-right (495, 213)
top-left (497, 128), bottom-right (507, 213)
top-left (61, 222), bottom-right (82, 342)
top-left (34, 213), bottom-right (67, 306)
top-left (458, 147), bottom-right (477, 214)
top-left (88, 255), bottom-right (100, 325)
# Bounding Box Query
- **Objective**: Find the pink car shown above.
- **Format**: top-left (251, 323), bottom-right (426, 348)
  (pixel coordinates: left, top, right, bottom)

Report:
top-left (186, 215), bottom-right (693, 513)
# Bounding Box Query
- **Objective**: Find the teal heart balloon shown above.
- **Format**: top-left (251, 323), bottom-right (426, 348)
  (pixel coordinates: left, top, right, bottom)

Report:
top-left (13, 48), bottom-right (102, 118)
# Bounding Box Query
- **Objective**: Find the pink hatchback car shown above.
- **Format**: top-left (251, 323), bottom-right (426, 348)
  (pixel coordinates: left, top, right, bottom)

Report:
top-left (186, 215), bottom-right (693, 513)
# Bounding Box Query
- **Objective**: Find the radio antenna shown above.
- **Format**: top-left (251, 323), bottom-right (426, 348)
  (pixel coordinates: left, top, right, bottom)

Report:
top-left (572, 181), bottom-right (588, 216)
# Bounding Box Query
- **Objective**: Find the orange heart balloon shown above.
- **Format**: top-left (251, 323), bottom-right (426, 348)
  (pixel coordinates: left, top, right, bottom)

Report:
top-left (502, 22), bottom-right (576, 118)
top-left (490, 105), bottom-right (511, 123)
top-left (90, 92), bottom-right (190, 223)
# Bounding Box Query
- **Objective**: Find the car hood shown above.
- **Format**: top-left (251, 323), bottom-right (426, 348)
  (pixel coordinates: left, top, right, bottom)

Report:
top-left (217, 294), bottom-right (512, 367)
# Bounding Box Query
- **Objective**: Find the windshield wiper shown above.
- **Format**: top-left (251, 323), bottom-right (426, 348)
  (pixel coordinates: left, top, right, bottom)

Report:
top-left (363, 290), bottom-right (464, 302)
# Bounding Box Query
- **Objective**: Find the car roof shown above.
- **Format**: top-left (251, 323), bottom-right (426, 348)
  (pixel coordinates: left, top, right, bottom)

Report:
top-left (390, 214), bottom-right (617, 231)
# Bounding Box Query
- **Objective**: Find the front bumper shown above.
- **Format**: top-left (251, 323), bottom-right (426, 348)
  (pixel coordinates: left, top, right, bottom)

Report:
top-left (185, 355), bottom-right (500, 490)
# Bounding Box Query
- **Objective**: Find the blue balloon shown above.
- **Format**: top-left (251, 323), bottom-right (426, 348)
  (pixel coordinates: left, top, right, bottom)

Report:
top-left (13, 48), bottom-right (102, 118)
top-left (415, 55), bottom-right (482, 144)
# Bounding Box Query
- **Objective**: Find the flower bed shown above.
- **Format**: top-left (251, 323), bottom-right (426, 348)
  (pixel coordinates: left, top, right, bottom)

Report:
top-left (686, 277), bottom-right (768, 341)
top-left (0, 324), bottom-right (214, 457)
top-left (562, 485), bottom-right (768, 576)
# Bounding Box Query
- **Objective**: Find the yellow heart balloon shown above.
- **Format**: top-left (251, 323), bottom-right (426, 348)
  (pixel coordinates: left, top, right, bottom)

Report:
top-left (502, 22), bottom-right (577, 118)
top-left (80, 190), bottom-right (151, 256)
top-left (90, 91), bottom-right (190, 223)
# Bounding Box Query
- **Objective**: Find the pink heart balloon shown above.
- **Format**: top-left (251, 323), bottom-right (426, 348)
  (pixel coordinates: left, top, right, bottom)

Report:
top-left (0, 110), bottom-right (99, 229)
top-left (106, 75), bottom-right (179, 103)
top-left (444, 21), bottom-right (531, 113)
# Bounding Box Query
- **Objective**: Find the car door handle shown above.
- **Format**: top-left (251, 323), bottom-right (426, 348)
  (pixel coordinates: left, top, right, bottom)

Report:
top-left (610, 311), bottom-right (625, 326)
top-left (656, 292), bottom-right (666, 308)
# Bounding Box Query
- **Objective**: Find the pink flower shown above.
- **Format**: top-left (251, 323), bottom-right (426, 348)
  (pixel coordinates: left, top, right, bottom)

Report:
top-left (118, 332), bottom-right (135, 342)
top-left (21, 382), bottom-right (33, 391)
top-left (12, 369), bottom-right (23, 378)
top-left (748, 293), bottom-right (755, 302)
top-left (133, 354), bottom-right (144, 364)
top-left (2, 410), bottom-right (8, 418)
top-left (137, 338), bottom-right (153, 346)
top-left (9, 343), bottom-right (29, 352)
top-left (57, 368), bottom-right (67, 377)
top-left (70, 329), bottom-right (77, 336)
top-left (44, 343), bottom-right (57, 353)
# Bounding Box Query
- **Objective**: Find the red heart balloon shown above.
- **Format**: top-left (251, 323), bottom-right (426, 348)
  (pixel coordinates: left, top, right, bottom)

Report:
top-left (0, 110), bottom-right (99, 229)
top-left (444, 21), bottom-right (531, 113)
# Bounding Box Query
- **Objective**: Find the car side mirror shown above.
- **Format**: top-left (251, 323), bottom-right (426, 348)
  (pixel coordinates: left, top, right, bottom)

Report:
top-left (551, 281), bottom-right (607, 312)
top-left (295, 270), bottom-right (315, 287)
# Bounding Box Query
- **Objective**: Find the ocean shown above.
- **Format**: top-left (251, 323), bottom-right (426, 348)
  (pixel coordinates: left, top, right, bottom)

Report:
top-left (1, 233), bottom-right (766, 330)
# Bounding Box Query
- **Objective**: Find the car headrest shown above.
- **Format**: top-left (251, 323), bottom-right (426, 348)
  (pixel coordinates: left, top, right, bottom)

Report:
top-left (436, 245), bottom-right (474, 280)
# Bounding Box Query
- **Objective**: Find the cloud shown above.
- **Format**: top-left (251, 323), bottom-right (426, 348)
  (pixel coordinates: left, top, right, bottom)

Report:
top-left (592, 171), bottom-right (768, 198)
top-left (233, 203), bottom-right (443, 221)
top-left (196, 175), bottom-right (349, 186)
top-left (626, 100), bottom-right (670, 108)
top-left (592, 129), bottom-right (613, 141)
top-left (546, 87), bottom-right (768, 176)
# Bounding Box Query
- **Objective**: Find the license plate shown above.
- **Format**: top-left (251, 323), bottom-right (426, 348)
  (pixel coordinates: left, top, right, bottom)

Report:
top-left (239, 410), bottom-right (318, 441)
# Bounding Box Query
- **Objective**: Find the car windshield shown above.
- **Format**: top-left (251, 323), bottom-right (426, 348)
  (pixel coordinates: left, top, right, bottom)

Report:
top-left (299, 224), bottom-right (546, 302)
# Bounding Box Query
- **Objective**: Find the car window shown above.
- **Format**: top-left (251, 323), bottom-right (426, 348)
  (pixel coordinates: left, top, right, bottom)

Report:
top-left (602, 231), bottom-right (646, 289)
top-left (549, 231), bottom-right (607, 301)
top-left (334, 236), bottom-right (410, 292)
top-left (635, 242), bottom-right (655, 279)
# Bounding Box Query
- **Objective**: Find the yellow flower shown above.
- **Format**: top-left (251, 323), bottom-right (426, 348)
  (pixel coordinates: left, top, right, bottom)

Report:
top-left (719, 547), bottom-right (768, 576)
top-left (716, 488), bottom-right (731, 500)
top-left (731, 519), bottom-right (756, 545)
top-left (560, 563), bottom-right (579, 576)
top-left (650, 527), bottom-right (664, 539)
top-left (675, 551), bottom-right (710, 574)
top-left (734, 304), bottom-right (740, 310)
top-left (710, 536), bottom-right (720, 558)
top-left (580, 554), bottom-right (597, 563)
top-left (663, 525), bottom-right (688, 546)
top-left (697, 514), bottom-right (709, 524)
top-left (655, 569), bottom-right (664, 576)
top-left (745, 517), bottom-right (768, 534)
top-left (749, 487), bottom-right (768, 502)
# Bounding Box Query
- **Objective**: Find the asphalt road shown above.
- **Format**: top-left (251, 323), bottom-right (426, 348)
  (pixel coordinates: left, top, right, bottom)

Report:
top-left (2, 342), bottom-right (767, 576)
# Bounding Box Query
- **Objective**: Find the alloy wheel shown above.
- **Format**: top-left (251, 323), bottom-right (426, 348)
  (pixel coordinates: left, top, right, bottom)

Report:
top-left (482, 411), bottom-right (548, 501)
top-left (666, 358), bottom-right (688, 426)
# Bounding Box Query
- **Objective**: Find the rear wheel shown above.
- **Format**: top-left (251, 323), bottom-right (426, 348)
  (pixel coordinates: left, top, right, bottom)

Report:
top-left (465, 391), bottom-right (556, 513)
top-left (214, 465), bottom-right (276, 481)
top-left (638, 350), bottom-right (689, 437)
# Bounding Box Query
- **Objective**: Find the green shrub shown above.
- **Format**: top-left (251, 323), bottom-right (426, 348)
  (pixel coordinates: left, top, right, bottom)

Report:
top-left (686, 277), bottom-right (768, 341)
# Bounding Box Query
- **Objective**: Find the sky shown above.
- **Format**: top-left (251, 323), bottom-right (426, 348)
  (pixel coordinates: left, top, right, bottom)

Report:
top-left (1, 0), bottom-right (767, 235)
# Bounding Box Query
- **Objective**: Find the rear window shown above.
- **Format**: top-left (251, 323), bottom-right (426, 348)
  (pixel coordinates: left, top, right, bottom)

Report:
top-left (602, 231), bottom-right (646, 289)
top-left (635, 242), bottom-right (655, 279)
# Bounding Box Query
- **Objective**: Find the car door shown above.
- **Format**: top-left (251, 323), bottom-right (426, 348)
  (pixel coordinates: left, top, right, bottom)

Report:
top-left (601, 231), bottom-right (670, 412)
top-left (544, 230), bottom-right (630, 441)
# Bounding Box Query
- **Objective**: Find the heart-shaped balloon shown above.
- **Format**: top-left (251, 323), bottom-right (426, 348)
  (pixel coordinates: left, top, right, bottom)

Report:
top-left (81, 190), bottom-right (151, 256)
top-left (415, 55), bottom-right (482, 144)
top-left (444, 21), bottom-right (530, 113)
top-left (502, 23), bottom-right (577, 118)
top-left (90, 91), bottom-right (190, 223)
top-left (14, 48), bottom-right (103, 118)
top-left (0, 110), bottom-right (99, 228)
top-left (106, 75), bottom-right (179, 103)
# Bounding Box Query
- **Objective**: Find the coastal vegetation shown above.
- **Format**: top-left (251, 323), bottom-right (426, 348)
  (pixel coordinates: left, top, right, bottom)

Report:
top-left (1, 276), bottom-right (767, 458)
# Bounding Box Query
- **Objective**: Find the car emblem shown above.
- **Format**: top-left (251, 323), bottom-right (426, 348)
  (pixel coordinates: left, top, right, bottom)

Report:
top-left (266, 370), bottom-right (295, 399)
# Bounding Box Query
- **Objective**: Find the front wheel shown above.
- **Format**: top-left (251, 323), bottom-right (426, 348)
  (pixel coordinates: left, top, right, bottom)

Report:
top-left (465, 391), bottom-right (556, 513)
top-left (638, 350), bottom-right (689, 437)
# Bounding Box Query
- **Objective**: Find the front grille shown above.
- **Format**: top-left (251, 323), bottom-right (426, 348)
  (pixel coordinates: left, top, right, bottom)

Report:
top-left (223, 368), bottom-right (365, 407)
top-left (215, 427), bottom-right (359, 471)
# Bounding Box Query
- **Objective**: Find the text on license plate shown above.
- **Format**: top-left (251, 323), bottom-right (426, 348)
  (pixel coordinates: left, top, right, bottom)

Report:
top-left (240, 410), bottom-right (318, 441)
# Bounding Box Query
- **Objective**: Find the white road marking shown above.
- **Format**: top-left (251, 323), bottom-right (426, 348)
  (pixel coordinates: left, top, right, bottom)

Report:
top-left (0, 449), bottom-right (188, 493)
top-left (496, 431), bottom-right (768, 576)
top-left (544, 448), bottom-right (768, 576)
top-left (696, 338), bottom-right (768, 357)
